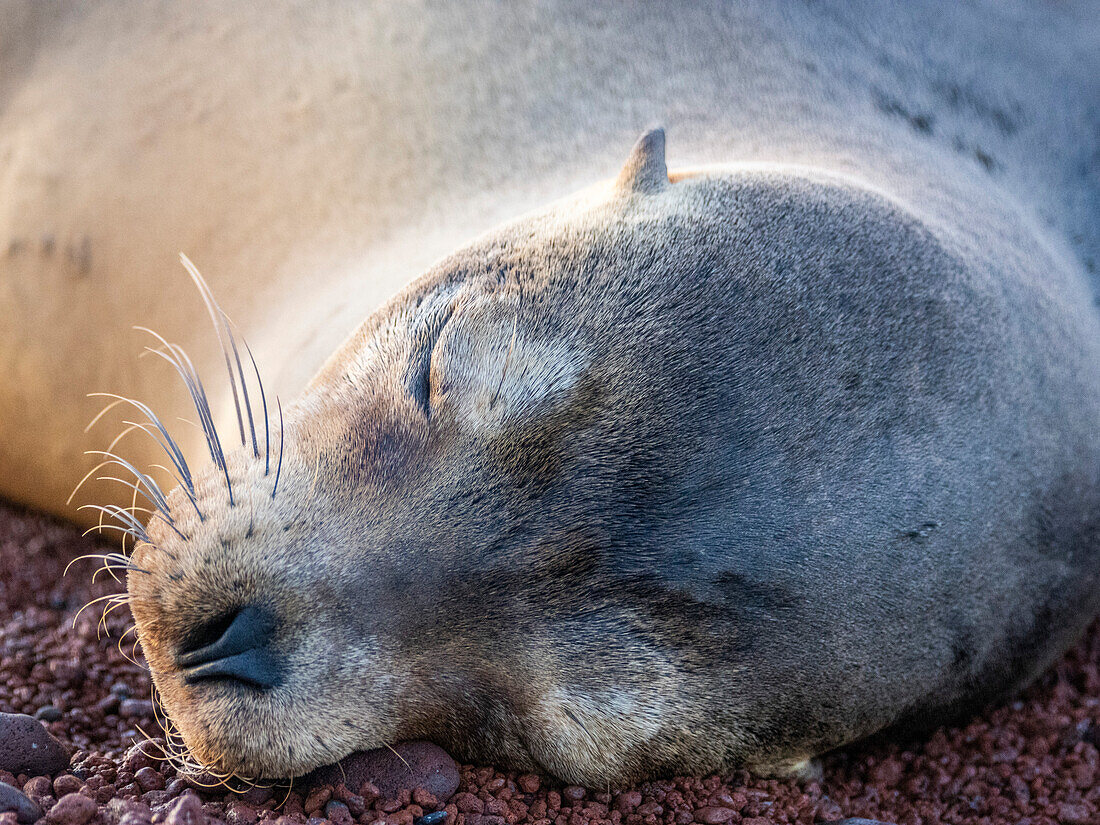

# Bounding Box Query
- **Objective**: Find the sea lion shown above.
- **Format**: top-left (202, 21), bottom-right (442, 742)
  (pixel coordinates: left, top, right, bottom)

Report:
top-left (2, 0), bottom-right (1099, 787)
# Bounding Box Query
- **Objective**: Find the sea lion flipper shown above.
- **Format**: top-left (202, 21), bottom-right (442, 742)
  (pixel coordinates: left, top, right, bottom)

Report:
top-left (615, 127), bottom-right (668, 194)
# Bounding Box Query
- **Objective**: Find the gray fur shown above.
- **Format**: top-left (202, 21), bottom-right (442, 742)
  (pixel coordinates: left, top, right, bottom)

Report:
top-left (262, 152), bottom-right (1099, 781)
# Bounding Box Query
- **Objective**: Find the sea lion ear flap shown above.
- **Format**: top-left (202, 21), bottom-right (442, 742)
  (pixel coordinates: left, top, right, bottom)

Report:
top-left (614, 127), bottom-right (668, 195)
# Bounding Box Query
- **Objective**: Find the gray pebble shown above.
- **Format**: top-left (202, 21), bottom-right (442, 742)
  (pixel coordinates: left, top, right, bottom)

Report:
top-left (0, 714), bottom-right (69, 776)
top-left (0, 782), bottom-right (42, 824)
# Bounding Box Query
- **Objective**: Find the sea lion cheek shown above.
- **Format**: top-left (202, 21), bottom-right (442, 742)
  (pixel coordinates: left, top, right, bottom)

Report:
top-left (519, 684), bottom-right (669, 785)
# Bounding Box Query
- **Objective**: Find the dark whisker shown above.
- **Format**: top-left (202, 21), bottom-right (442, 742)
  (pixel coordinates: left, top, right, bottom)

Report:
top-left (246, 343), bottom-right (271, 476)
top-left (81, 501), bottom-right (186, 544)
top-left (95, 474), bottom-right (167, 520)
top-left (82, 520), bottom-right (148, 546)
top-left (121, 427), bottom-right (203, 520)
top-left (88, 393), bottom-right (195, 494)
top-left (272, 398), bottom-right (284, 499)
top-left (65, 552), bottom-right (150, 577)
top-left (224, 319), bottom-right (260, 460)
top-left (84, 451), bottom-right (173, 522)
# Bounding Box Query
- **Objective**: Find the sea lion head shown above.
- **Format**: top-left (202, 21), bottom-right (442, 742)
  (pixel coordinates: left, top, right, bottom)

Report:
top-left (125, 128), bottom-right (940, 785)
top-left (125, 130), bottom-right (701, 785)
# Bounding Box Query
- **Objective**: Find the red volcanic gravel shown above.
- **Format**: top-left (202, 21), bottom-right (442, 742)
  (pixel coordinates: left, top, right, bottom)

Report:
top-left (2, 499), bottom-right (1100, 825)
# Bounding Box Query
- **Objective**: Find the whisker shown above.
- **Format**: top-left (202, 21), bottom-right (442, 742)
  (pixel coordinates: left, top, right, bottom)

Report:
top-left (84, 398), bottom-right (128, 433)
top-left (116, 625), bottom-right (147, 670)
top-left (224, 318), bottom-right (260, 461)
top-left (72, 593), bottom-right (128, 627)
top-left (94, 475), bottom-right (163, 519)
top-left (98, 596), bottom-right (130, 639)
top-left (126, 463), bottom-right (141, 556)
top-left (88, 392), bottom-right (194, 494)
top-left (84, 400), bottom-right (199, 525)
top-left (272, 398), bottom-right (284, 499)
top-left (77, 504), bottom-right (156, 545)
top-left (384, 743), bottom-right (413, 772)
top-left (83, 450), bottom-right (172, 522)
top-left (143, 461), bottom-right (202, 521)
top-left (64, 552), bottom-right (149, 577)
top-left (83, 500), bottom-right (187, 544)
top-left (179, 254), bottom-right (254, 457)
top-left (68, 459), bottom-right (122, 508)
top-left (83, 523), bottom-right (143, 543)
top-left (137, 329), bottom-right (233, 507)
top-left (246, 343), bottom-right (271, 475)
top-left (276, 775), bottom-right (295, 810)
top-left (91, 563), bottom-right (121, 584)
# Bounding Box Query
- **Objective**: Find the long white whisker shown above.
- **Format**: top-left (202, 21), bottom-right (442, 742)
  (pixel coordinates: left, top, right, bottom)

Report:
top-left (179, 254), bottom-right (253, 456)
top-left (136, 329), bottom-right (233, 506)
top-left (89, 393), bottom-right (194, 494)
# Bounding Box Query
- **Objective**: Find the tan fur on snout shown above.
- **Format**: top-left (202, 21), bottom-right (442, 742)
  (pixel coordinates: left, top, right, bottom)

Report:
top-left (127, 451), bottom-right (414, 780)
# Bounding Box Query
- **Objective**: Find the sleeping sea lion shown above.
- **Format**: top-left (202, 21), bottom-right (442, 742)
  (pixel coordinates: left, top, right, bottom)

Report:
top-left (1, 0), bottom-right (1098, 786)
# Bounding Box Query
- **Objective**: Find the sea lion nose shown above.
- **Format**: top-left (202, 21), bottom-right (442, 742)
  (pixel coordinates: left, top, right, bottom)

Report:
top-left (176, 605), bottom-right (282, 690)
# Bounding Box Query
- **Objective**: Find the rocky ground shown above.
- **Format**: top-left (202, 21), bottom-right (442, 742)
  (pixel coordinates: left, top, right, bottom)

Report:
top-left (1, 499), bottom-right (1098, 825)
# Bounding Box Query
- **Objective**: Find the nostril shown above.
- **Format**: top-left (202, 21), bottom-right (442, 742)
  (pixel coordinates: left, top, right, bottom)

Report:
top-left (178, 608), bottom-right (241, 662)
top-left (176, 605), bottom-right (281, 690)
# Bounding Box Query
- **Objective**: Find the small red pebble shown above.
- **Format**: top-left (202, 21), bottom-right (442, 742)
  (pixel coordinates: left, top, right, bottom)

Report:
top-left (324, 799), bottom-right (354, 825)
top-left (635, 802), bottom-right (663, 817)
top-left (613, 791), bottom-right (641, 813)
top-left (163, 791), bottom-right (205, 825)
top-left (359, 781), bottom-right (381, 804)
top-left (517, 775), bottom-right (541, 795)
top-left (45, 792), bottom-right (97, 825)
top-left (225, 801), bottom-right (260, 825)
top-left (694, 807), bottom-right (735, 824)
top-left (303, 786), bottom-right (331, 815)
top-left (413, 788), bottom-right (439, 809)
top-left (133, 767), bottom-right (164, 792)
top-left (378, 796), bottom-right (404, 813)
top-left (21, 777), bottom-right (51, 800)
top-left (51, 775), bottom-right (81, 797)
top-left (454, 793), bottom-right (485, 814)
top-left (723, 792), bottom-right (747, 811)
top-left (561, 787), bottom-right (585, 803)
top-left (281, 792), bottom-right (305, 817)
top-left (1058, 802), bottom-right (1093, 824)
